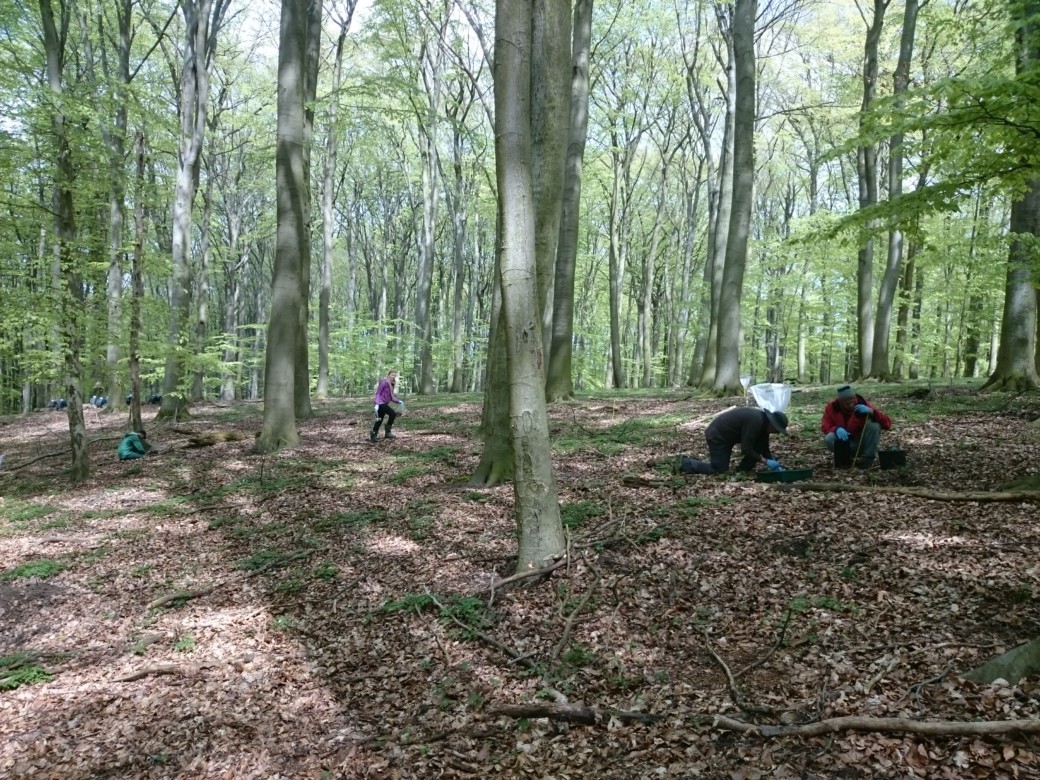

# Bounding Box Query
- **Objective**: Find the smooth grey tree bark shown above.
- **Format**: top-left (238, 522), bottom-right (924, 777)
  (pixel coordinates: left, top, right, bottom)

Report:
top-left (495, 0), bottom-right (565, 572)
top-left (545, 0), bottom-right (593, 402)
top-left (712, 0), bottom-right (755, 394)
top-left (256, 0), bottom-right (310, 452)
top-left (853, 0), bottom-right (889, 379)
top-left (531, 0), bottom-right (572, 362)
top-left (39, 0), bottom-right (89, 482)
top-left (870, 0), bottom-right (924, 379)
top-left (159, 0), bottom-right (228, 420)
top-left (318, 8), bottom-right (356, 399)
top-left (981, 0), bottom-right (1040, 392)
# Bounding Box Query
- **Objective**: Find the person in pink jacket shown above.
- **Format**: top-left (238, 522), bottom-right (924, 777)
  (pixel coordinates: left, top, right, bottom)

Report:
top-left (370, 370), bottom-right (403, 442)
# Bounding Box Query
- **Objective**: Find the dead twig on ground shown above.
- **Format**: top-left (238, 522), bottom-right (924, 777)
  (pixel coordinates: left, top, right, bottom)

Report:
top-left (698, 626), bottom-right (775, 716)
top-left (488, 701), bottom-right (666, 726)
top-left (146, 549), bottom-right (315, 610)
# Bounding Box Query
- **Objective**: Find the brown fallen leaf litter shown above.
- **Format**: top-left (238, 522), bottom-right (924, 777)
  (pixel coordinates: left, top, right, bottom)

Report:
top-left (1, 387), bottom-right (1038, 779)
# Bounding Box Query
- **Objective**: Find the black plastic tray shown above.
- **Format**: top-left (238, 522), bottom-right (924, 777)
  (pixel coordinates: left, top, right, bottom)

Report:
top-left (756, 468), bottom-right (814, 483)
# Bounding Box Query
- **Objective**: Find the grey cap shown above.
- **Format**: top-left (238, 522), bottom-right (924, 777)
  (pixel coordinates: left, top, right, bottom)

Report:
top-left (837, 385), bottom-right (856, 400)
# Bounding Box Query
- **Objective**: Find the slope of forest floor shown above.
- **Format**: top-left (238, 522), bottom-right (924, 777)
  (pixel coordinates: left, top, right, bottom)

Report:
top-left (1, 383), bottom-right (1039, 779)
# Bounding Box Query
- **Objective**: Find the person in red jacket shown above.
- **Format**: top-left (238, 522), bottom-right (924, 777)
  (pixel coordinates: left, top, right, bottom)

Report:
top-left (821, 384), bottom-right (893, 468)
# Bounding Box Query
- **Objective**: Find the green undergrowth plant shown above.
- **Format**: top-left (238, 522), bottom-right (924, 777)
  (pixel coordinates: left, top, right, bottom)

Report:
top-left (0, 652), bottom-right (53, 690)
top-left (0, 500), bottom-right (61, 525)
top-left (560, 500), bottom-right (606, 529)
top-left (403, 445), bottom-right (459, 464)
top-left (390, 465), bottom-right (426, 485)
top-left (1, 559), bottom-right (65, 581)
top-left (312, 508), bottom-right (386, 533)
top-left (368, 592), bottom-right (494, 637)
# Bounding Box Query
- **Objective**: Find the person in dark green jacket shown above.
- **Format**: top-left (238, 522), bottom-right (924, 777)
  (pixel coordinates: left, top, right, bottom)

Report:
top-left (117, 431), bottom-right (151, 460)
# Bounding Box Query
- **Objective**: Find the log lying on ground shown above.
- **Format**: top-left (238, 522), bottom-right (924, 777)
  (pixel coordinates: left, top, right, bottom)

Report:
top-left (488, 702), bottom-right (1040, 738)
top-left (777, 482), bottom-right (1040, 503)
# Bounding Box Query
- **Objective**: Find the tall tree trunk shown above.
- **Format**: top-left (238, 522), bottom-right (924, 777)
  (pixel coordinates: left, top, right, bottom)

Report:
top-left (414, 2), bottom-right (450, 395)
top-left (105, 0), bottom-right (132, 414)
top-left (39, 0), bottom-right (89, 482)
top-left (981, 176), bottom-right (1040, 391)
top-left (256, 0), bottom-right (308, 452)
top-left (318, 12), bottom-right (354, 399)
top-left (294, 0), bottom-right (321, 419)
top-left (160, 0), bottom-right (227, 420)
top-left (129, 131), bottom-right (147, 434)
top-left (532, 0), bottom-right (572, 362)
top-left (981, 0), bottom-right (1040, 391)
top-left (713, 0), bottom-right (755, 395)
top-left (545, 0), bottom-right (593, 402)
top-left (854, 0), bottom-right (889, 378)
top-left (495, 0), bottom-right (565, 572)
top-left (870, 0), bottom-right (921, 379)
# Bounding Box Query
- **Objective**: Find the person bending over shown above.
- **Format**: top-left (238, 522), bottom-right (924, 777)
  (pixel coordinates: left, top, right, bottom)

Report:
top-left (680, 406), bottom-right (788, 474)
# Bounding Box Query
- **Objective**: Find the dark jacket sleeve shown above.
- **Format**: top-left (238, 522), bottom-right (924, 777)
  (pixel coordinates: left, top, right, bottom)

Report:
top-left (740, 413), bottom-right (768, 461)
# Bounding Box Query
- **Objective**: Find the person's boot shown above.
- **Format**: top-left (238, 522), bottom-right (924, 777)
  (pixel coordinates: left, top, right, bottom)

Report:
top-left (384, 418), bottom-right (396, 439)
top-left (370, 422), bottom-right (380, 443)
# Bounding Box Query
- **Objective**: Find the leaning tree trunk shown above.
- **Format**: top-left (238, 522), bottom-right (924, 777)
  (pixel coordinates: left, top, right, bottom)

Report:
top-left (545, 0), bottom-right (593, 402)
top-left (712, 0), bottom-right (756, 395)
top-left (495, 0), bottom-right (565, 572)
top-left (256, 0), bottom-right (309, 453)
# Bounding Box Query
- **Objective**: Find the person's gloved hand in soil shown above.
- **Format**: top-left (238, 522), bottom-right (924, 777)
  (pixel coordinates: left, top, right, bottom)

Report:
top-left (854, 403), bottom-right (872, 415)
top-left (835, 427), bottom-right (849, 441)
top-left (765, 459), bottom-right (782, 471)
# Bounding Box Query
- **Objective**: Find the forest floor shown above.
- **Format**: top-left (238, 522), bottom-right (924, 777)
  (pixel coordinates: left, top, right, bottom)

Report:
top-left (1, 383), bottom-right (1039, 779)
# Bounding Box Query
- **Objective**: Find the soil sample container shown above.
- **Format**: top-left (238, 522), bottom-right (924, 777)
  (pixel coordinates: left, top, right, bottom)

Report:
top-left (834, 439), bottom-right (853, 468)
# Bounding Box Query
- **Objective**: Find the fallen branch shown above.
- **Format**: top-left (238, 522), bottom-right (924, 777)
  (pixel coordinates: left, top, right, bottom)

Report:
top-left (488, 702), bottom-right (1040, 739)
top-left (116, 659), bottom-right (221, 682)
top-left (778, 482), bottom-right (1040, 503)
top-left (145, 549), bottom-right (314, 610)
top-left (710, 714), bottom-right (1040, 738)
top-left (488, 702), bottom-right (666, 726)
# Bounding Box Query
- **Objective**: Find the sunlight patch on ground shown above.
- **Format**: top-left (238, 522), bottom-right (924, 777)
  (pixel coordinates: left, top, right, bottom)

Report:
top-left (366, 533), bottom-right (421, 557)
top-left (885, 530), bottom-right (977, 549)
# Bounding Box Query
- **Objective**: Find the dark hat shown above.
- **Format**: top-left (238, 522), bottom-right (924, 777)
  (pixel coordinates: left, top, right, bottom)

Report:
top-left (837, 385), bottom-right (856, 400)
top-left (764, 410), bottom-right (788, 434)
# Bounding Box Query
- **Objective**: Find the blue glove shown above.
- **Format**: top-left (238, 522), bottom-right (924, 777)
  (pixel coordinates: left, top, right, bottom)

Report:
top-left (854, 404), bottom-right (871, 415)
top-left (835, 427), bottom-right (849, 441)
top-left (765, 459), bottom-right (781, 471)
